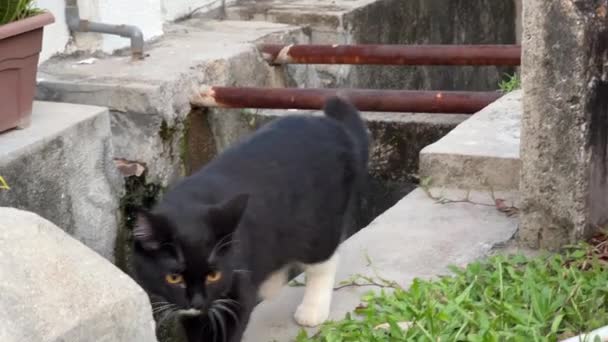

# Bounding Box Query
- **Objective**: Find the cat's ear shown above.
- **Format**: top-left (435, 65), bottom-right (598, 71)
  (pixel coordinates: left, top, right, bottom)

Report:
top-left (133, 210), bottom-right (164, 251)
top-left (207, 193), bottom-right (249, 238)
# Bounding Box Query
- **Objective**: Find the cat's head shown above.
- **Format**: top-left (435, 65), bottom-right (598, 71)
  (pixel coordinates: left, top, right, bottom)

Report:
top-left (131, 194), bottom-right (249, 316)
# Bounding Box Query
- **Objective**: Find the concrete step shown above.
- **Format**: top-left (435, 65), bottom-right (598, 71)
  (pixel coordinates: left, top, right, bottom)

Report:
top-left (0, 101), bottom-right (123, 261)
top-left (243, 187), bottom-right (518, 341)
top-left (419, 90), bottom-right (522, 191)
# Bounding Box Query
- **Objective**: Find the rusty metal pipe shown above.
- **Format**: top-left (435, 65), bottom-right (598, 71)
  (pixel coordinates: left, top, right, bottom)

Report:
top-left (259, 44), bottom-right (521, 66)
top-left (191, 86), bottom-right (503, 113)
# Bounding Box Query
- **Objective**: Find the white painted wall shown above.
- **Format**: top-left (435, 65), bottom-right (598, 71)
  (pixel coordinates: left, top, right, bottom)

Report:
top-left (35, 0), bottom-right (70, 63)
top-left (34, 0), bottom-right (231, 63)
top-left (97, 0), bottom-right (164, 52)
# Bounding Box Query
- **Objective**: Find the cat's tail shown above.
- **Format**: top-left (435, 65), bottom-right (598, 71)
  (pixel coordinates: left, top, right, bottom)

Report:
top-left (323, 96), bottom-right (370, 165)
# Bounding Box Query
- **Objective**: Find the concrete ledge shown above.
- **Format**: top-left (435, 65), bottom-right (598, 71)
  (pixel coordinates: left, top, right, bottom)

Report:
top-left (419, 90), bottom-right (522, 191)
top-left (0, 207), bottom-right (156, 342)
top-left (0, 101), bottom-right (123, 261)
top-left (243, 187), bottom-right (518, 341)
top-left (36, 19), bottom-right (312, 186)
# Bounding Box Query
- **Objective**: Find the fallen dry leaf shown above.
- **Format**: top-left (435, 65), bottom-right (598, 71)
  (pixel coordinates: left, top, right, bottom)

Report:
top-left (374, 321), bottom-right (412, 331)
top-left (495, 199), bottom-right (519, 217)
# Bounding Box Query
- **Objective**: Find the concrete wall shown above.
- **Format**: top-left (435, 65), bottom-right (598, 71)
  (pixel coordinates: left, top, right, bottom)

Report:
top-left (228, 0), bottom-right (519, 91)
top-left (346, 0), bottom-right (518, 91)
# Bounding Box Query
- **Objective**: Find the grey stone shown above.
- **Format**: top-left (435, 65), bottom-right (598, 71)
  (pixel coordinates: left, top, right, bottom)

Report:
top-left (0, 207), bottom-right (157, 342)
top-left (0, 101), bottom-right (123, 261)
top-left (519, 1), bottom-right (608, 250)
top-left (419, 90), bottom-right (522, 191)
top-left (243, 188), bottom-right (518, 341)
top-left (227, 0), bottom-right (519, 90)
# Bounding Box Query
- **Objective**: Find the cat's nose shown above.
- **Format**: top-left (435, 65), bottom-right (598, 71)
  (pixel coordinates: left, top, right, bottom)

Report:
top-left (191, 293), bottom-right (206, 310)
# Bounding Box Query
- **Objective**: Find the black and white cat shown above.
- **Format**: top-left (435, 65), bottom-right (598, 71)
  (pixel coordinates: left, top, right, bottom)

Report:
top-left (131, 96), bottom-right (370, 342)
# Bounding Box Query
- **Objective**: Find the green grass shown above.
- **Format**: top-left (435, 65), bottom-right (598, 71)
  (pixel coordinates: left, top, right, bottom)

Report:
top-left (297, 243), bottom-right (608, 342)
top-left (498, 73), bottom-right (521, 93)
top-left (0, 0), bottom-right (44, 25)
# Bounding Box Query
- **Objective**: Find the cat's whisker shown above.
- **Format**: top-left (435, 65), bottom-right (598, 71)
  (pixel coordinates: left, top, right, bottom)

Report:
top-left (209, 234), bottom-right (242, 260)
top-left (208, 307), bottom-right (219, 342)
top-left (152, 303), bottom-right (176, 314)
top-left (152, 303), bottom-right (174, 310)
top-left (216, 298), bottom-right (241, 309)
top-left (219, 239), bottom-right (240, 250)
top-left (156, 306), bottom-right (179, 325)
top-left (211, 307), bottom-right (228, 342)
top-left (209, 233), bottom-right (234, 258)
top-left (214, 301), bottom-right (240, 325)
top-left (233, 269), bottom-right (251, 274)
top-left (151, 301), bottom-right (171, 308)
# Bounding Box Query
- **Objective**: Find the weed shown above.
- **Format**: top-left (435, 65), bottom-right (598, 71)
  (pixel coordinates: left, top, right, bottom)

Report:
top-left (298, 243), bottom-right (608, 341)
top-left (0, 0), bottom-right (44, 25)
top-left (499, 73), bottom-right (521, 93)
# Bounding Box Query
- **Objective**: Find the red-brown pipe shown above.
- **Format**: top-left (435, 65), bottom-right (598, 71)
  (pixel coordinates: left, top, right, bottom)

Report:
top-left (191, 86), bottom-right (503, 114)
top-left (259, 44), bottom-right (521, 66)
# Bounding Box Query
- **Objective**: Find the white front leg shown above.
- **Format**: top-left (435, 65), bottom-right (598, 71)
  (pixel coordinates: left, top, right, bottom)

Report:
top-left (294, 252), bottom-right (339, 327)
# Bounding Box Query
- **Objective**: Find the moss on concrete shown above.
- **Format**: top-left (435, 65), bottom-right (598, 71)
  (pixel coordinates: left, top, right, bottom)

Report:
top-left (181, 109), bottom-right (219, 176)
top-left (114, 174), bottom-right (163, 274)
top-left (178, 116), bottom-right (191, 175)
top-left (159, 119), bottom-right (179, 144)
top-left (113, 172), bottom-right (190, 342)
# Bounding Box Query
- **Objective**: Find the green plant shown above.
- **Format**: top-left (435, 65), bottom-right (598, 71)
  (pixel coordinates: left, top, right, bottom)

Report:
top-left (298, 243), bottom-right (608, 342)
top-left (0, 176), bottom-right (9, 190)
top-left (0, 0), bottom-right (44, 25)
top-left (499, 73), bottom-right (521, 93)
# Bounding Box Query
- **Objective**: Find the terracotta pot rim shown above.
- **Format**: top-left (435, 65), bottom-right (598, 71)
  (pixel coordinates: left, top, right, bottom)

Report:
top-left (0, 11), bottom-right (55, 41)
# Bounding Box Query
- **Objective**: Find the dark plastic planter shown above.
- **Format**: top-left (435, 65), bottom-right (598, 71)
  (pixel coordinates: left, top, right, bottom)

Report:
top-left (0, 12), bottom-right (55, 133)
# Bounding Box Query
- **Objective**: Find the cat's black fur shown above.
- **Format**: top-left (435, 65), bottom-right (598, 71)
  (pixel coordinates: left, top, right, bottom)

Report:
top-left (131, 97), bottom-right (369, 342)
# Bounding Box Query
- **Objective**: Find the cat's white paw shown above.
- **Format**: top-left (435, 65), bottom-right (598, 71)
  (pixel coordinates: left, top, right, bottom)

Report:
top-left (294, 301), bottom-right (330, 327)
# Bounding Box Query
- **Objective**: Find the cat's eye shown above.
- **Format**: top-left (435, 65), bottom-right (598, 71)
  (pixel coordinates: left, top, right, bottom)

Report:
top-left (206, 271), bottom-right (222, 283)
top-left (165, 273), bottom-right (184, 285)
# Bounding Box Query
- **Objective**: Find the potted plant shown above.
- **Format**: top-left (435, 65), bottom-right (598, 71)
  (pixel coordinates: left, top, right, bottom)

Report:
top-left (0, 0), bottom-right (54, 133)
